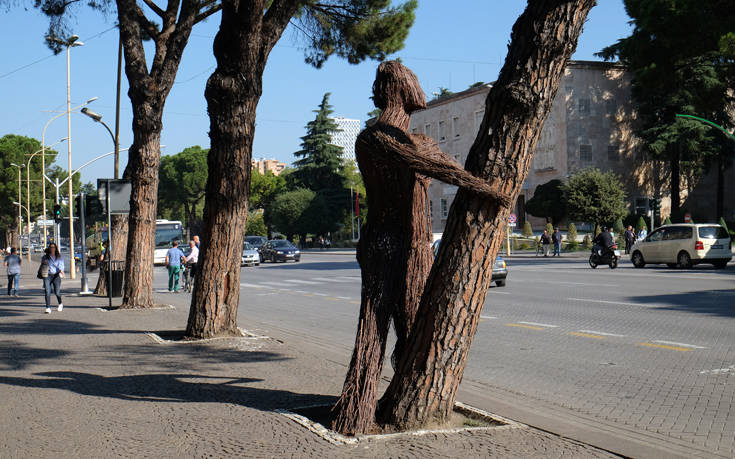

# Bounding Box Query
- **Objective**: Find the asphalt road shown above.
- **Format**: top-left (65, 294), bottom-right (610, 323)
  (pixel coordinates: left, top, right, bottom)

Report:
top-left (151, 251), bottom-right (734, 458)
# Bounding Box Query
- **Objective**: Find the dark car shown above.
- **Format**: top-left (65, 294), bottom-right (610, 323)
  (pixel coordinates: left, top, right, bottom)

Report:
top-left (245, 235), bottom-right (268, 253)
top-left (261, 239), bottom-right (301, 263)
top-left (433, 238), bottom-right (507, 287)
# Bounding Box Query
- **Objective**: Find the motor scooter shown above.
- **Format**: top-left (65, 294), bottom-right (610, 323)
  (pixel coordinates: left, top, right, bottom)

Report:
top-left (589, 244), bottom-right (620, 269)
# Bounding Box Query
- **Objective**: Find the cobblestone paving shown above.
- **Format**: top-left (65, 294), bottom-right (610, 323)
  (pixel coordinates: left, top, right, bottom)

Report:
top-left (0, 277), bottom-right (615, 458)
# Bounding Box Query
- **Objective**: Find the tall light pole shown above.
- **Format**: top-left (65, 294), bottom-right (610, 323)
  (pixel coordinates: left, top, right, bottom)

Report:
top-left (9, 163), bottom-right (25, 257)
top-left (26, 138), bottom-right (67, 261)
top-left (51, 34), bottom-right (84, 279)
top-left (12, 202), bottom-right (30, 258)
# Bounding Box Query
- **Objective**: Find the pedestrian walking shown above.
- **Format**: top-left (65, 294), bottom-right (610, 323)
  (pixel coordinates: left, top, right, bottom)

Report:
top-left (4, 247), bottom-right (21, 297)
top-left (624, 225), bottom-right (636, 254)
top-left (638, 226), bottom-right (648, 241)
top-left (41, 243), bottom-right (64, 314)
top-left (540, 229), bottom-right (552, 257)
top-left (165, 241), bottom-right (186, 293)
top-left (552, 228), bottom-right (563, 257)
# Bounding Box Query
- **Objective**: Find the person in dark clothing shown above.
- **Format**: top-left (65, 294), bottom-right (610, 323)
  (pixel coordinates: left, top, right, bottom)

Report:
top-left (593, 227), bottom-right (614, 256)
top-left (551, 228), bottom-right (563, 257)
top-left (540, 230), bottom-right (552, 257)
top-left (624, 225), bottom-right (636, 254)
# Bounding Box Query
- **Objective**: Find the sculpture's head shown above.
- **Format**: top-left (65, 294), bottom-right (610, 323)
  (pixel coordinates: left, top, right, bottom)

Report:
top-left (372, 60), bottom-right (426, 114)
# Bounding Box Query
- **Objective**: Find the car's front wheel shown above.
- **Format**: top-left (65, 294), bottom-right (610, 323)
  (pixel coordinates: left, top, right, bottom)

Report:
top-left (632, 251), bottom-right (645, 268)
top-left (677, 251), bottom-right (692, 269)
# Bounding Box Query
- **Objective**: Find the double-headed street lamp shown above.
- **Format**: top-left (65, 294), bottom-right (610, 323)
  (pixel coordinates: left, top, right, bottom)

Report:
top-left (49, 34), bottom-right (84, 279)
top-left (9, 163), bottom-right (25, 257)
top-left (25, 138), bottom-right (68, 261)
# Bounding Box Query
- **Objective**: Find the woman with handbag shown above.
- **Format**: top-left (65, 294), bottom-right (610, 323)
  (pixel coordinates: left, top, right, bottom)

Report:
top-left (41, 243), bottom-right (65, 314)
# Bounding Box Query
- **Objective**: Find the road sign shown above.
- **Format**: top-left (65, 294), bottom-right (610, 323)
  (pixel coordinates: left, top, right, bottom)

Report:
top-left (36, 219), bottom-right (55, 227)
top-left (684, 213), bottom-right (691, 223)
top-left (509, 213), bottom-right (517, 224)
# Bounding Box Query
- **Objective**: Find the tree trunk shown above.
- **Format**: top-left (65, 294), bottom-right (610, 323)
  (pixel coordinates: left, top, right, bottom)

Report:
top-left (120, 128), bottom-right (163, 308)
top-left (377, 0), bottom-right (596, 430)
top-left (186, 0), bottom-right (296, 338)
top-left (670, 149), bottom-right (681, 214)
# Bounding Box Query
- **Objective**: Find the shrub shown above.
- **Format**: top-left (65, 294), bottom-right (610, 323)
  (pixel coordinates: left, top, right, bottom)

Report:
top-left (545, 222), bottom-right (554, 235)
top-left (635, 216), bottom-right (647, 234)
top-left (565, 240), bottom-right (579, 250)
top-left (567, 223), bottom-right (578, 243)
top-left (613, 217), bottom-right (624, 237)
top-left (522, 221), bottom-right (533, 238)
top-left (582, 234), bottom-right (592, 249)
top-left (663, 217), bottom-right (672, 225)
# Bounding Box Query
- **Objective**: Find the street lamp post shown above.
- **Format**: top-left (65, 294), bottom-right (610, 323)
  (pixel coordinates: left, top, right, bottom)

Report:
top-left (12, 202), bottom-right (30, 258)
top-left (50, 34), bottom-right (84, 279)
top-left (40, 97), bottom-right (97, 249)
top-left (26, 138), bottom-right (67, 261)
top-left (9, 163), bottom-right (25, 257)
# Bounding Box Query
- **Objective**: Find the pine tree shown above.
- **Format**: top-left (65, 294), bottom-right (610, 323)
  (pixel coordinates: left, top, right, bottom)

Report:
top-left (293, 93), bottom-right (345, 191)
top-left (522, 221), bottom-right (533, 238)
top-left (636, 216), bottom-right (647, 234)
top-left (567, 223), bottom-right (578, 249)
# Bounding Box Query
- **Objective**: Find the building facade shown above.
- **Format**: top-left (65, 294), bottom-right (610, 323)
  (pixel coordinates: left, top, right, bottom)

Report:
top-left (330, 117), bottom-right (361, 163)
top-left (409, 60), bottom-right (664, 232)
top-left (251, 158), bottom-right (286, 176)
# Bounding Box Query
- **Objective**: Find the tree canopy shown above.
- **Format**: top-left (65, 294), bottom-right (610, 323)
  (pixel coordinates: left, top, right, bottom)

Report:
top-left (598, 0), bottom-right (735, 215)
top-left (524, 179), bottom-right (566, 224)
top-left (159, 146), bottom-right (208, 233)
top-left (562, 168), bottom-right (628, 228)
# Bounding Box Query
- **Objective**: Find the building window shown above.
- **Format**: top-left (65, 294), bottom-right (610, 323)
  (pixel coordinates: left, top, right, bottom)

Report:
top-left (424, 123), bottom-right (432, 138)
top-left (579, 98), bottom-right (590, 115)
top-left (440, 198), bottom-right (448, 219)
top-left (438, 120), bottom-right (447, 142)
top-left (452, 116), bottom-right (461, 138)
top-left (607, 144), bottom-right (619, 162)
top-left (580, 144), bottom-right (592, 162)
top-left (474, 110), bottom-right (484, 134)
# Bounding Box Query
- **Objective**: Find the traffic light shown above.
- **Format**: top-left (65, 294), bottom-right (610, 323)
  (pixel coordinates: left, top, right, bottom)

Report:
top-left (53, 204), bottom-right (62, 223)
top-left (651, 197), bottom-right (661, 221)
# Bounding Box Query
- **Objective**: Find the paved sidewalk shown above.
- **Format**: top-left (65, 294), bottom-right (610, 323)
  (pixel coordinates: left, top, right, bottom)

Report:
top-left (0, 262), bottom-right (615, 458)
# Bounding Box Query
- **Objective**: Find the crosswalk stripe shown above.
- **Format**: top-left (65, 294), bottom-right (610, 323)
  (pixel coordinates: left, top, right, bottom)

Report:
top-left (310, 277), bottom-right (354, 283)
top-left (281, 279), bottom-right (321, 285)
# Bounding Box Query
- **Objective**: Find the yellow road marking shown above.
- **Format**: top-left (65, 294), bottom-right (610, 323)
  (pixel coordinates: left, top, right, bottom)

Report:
top-left (568, 332), bottom-right (605, 339)
top-left (638, 342), bottom-right (692, 352)
top-left (505, 323), bottom-right (545, 331)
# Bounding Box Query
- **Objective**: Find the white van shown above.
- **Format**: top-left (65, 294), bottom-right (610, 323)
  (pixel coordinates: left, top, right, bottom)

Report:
top-left (630, 224), bottom-right (732, 269)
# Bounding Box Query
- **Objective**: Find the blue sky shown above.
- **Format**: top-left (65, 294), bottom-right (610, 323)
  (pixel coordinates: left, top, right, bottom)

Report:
top-left (1, 1), bottom-right (632, 186)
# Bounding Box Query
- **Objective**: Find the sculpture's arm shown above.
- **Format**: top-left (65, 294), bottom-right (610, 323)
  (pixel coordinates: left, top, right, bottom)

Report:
top-left (372, 131), bottom-right (511, 208)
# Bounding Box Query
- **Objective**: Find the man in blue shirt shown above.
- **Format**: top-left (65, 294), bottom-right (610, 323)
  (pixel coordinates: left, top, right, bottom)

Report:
top-left (4, 247), bottom-right (21, 297)
top-left (165, 241), bottom-right (186, 292)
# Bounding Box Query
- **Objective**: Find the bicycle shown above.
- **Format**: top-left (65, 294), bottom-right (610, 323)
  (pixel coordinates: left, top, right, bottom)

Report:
top-left (182, 263), bottom-right (194, 293)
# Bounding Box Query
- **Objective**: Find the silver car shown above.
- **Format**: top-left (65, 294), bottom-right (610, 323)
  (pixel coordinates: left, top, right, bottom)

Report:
top-left (241, 242), bottom-right (261, 266)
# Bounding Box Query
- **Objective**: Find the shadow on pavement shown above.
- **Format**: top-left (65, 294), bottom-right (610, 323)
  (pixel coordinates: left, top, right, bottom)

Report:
top-left (626, 289), bottom-right (735, 318)
top-left (0, 341), bottom-right (70, 371)
top-left (0, 371), bottom-right (337, 411)
top-left (102, 342), bottom-right (290, 367)
top-left (0, 319), bottom-right (140, 336)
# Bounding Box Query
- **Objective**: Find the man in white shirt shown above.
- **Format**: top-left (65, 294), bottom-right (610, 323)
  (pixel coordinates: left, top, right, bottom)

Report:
top-left (185, 240), bottom-right (199, 279)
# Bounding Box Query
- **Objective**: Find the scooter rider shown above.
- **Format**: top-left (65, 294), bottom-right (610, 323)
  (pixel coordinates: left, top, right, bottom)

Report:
top-left (593, 227), bottom-right (614, 256)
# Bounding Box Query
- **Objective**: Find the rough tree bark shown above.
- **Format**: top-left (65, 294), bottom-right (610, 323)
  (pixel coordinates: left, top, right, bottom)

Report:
top-left (186, 0), bottom-right (300, 337)
top-left (114, 0), bottom-right (211, 308)
top-left (332, 61), bottom-right (510, 435)
top-left (377, 0), bottom-right (597, 430)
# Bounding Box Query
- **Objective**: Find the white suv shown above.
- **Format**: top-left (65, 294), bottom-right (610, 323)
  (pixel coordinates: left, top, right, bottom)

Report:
top-left (631, 224), bottom-right (732, 269)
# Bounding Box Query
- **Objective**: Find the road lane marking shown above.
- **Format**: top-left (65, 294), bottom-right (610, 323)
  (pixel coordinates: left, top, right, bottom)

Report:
top-left (638, 342), bottom-right (692, 352)
top-left (568, 331), bottom-right (606, 339)
top-left (578, 330), bottom-right (625, 337)
top-left (489, 291), bottom-right (511, 295)
top-left (282, 279), bottom-right (321, 285)
top-left (335, 296), bottom-right (353, 300)
top-left (480, 315), bottom-right (497, 320)
top-left (506, 323), bottom-right (545, 331)
top-left (652, 340), bottom-right (707, 349)
top-left (256, 281), bottom-right (290, 287)
top-left (336, 276), bottom-right (360, 281)
top-left (311, 277), bottom-right (354, 283)
top-left (313, 292), bottom-right (329, 296)
top-left (240, 283), bottom-right (265, 289)
top-left (700, 365), bottom-right (735, 375)
top-left (567, 298), bottom-right (651, 307)
top-left (518, 321), bottom-right (557, 328)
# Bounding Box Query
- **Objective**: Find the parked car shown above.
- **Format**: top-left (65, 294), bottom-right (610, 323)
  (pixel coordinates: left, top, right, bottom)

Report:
top-left (241, 242), bottom-right (261, 266)
top-left (245, 235), bottom-right (268, 253)
top-left (433, 239), bottom-right (507, 287)
top-left (261, 239), bottom-right (301, 263)
top-left (630, 223), bottom-right (732, 269)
